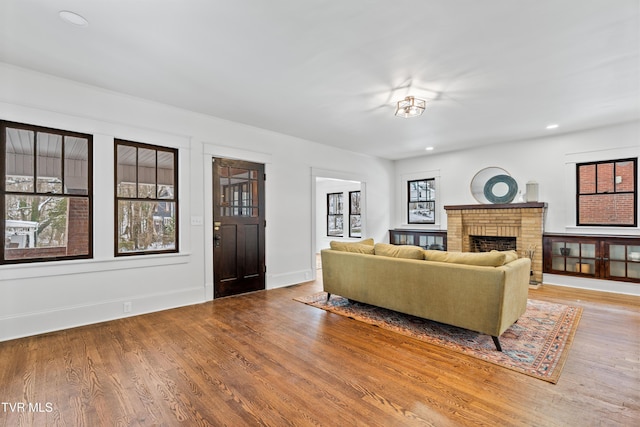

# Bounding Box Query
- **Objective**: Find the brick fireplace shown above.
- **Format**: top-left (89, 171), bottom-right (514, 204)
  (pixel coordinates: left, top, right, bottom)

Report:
top-left (444, 203), bottom-right (547, 283)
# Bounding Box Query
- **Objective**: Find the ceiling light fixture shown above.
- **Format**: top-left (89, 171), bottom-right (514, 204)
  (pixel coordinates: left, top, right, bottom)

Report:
top-left (395, 96), bottom-right (426, 118)
top-left (546, 124), bottom-right (559, 130)
top-left (425, 147), bottom-right (434, 151)
top-left (59, 10), bottom-right (89, 27)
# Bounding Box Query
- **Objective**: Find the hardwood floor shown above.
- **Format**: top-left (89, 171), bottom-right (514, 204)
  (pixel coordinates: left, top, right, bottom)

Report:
top-left (1, 280), bottom-right (638, 426)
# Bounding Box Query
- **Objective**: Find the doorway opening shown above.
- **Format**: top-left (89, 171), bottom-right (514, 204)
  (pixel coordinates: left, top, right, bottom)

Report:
top-left (313, 175), bottom-right (364, 272)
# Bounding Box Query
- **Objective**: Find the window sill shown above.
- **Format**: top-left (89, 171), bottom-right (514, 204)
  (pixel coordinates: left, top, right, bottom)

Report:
top-left (564, 226), bottom-right (640, 236)
top-left (0, 252), bottom-right (191, 282)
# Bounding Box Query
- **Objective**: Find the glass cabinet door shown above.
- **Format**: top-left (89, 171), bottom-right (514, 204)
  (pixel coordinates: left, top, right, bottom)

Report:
top-left (418, 234), bottom-right (445, 250)
top-left (549, 239), bottom-right (597, 277)
top-left (389, 230), bottom-right (447, 250)
top-left (392, 232), bottom-right (414, 245)
top-left (607, 243), bottom-right (640, 281)
top-left (545, 234), bottom-right (640, 283)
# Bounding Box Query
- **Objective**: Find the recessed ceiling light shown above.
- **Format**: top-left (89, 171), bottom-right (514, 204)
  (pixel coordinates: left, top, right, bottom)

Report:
top-left (425, 147), bottom-right (435, 151)
top-left (59, 10), bottom-right (89, 27)
top-left (546, 124), bottom-right (559, 130)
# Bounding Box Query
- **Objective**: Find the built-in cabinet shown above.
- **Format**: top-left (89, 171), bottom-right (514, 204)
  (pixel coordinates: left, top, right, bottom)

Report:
top-left (389, 229), bottom-right (447, 250)
top-left (543, 233), bottom-right (640, 283)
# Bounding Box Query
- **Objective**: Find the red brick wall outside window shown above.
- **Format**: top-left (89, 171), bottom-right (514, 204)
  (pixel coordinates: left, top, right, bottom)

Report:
top-left (577, 158), bottom-right (637, 227)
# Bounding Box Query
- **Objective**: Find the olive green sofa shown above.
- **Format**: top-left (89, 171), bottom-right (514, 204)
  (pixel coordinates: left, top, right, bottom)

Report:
top-left (321, 240), bottom-right (531, 351)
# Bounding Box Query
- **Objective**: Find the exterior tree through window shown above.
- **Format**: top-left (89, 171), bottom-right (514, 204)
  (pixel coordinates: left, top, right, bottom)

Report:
top-left (115, 140), bottom-right (178, 255)
top-left (408, 178), bottom-right (435, 224)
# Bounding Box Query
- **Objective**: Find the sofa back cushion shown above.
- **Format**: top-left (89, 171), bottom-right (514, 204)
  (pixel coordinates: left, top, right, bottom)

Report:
top-left (330, 238), bottom-right (375, 254)
top-left (424, 250), bottom-right (507, 267)
top-left (493, 250), bottom-right (519, 263)
top-left (374, 243), bottom-right (424, 259)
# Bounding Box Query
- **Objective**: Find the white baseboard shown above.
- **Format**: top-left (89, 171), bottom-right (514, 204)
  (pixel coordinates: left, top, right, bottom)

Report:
top-left (0, 287), bottom-right (206, 342)
top-left (543, 274), bottom-right (640, 296)
top-left (267, 269), bottom-right (314, 289)
top-left (2, 268), bottom-right (319, 342)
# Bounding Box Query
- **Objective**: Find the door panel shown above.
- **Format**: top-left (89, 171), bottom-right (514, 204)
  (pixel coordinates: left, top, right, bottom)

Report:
top-left (213, 158), bottom-right (265, 298)
top-left (219, 224), bottom-right (238, 281)
top-left (244, 224), bottom-right (260, 277)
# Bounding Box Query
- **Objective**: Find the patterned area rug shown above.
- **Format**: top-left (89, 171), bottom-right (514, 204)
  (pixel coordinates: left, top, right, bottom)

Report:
top-left (295, 292), bottom-right (582, 384)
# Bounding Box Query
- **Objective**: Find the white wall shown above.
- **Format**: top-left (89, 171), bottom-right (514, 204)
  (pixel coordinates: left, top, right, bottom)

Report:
top-left (0, 63), bottom-right (394, 341)
top-left (394, 120), bottom-right (640, 295)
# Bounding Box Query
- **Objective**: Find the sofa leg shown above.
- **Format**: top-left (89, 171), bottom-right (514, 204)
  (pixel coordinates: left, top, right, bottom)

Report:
top-left (492, 336), bottom-right (502, 352)
top-left (326, 293), bottom-right (331, 302)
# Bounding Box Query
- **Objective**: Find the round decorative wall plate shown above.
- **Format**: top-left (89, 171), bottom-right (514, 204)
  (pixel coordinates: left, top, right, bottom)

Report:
top-left (470, 167), bottom-right (512, 204)
top-left (483, 174), bottom-right (518, 204)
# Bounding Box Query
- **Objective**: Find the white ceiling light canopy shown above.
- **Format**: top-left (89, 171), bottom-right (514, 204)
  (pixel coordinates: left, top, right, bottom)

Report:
top-left (395, 96), bottom-right (427, 118)
top-left (59, 10), bottom-right (89, 27)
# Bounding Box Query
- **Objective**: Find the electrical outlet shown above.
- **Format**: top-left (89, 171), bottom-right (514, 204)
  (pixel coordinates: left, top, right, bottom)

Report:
top-left (123, 302), bottom-right (132, 313)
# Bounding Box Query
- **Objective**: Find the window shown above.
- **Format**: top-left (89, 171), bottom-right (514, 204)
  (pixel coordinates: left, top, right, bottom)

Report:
top-left (115, 140), bottom-right (178, 255)
top-left (1, 121), bottom-right (92, 263)
top-left (327, 192), bottom-right (343, 237)
top-left (577, 158), bottom-right (637, 227)
top-left (408, 178), bottom-right (435, 224)
top-left (349, 190), bottom-right (361, 237)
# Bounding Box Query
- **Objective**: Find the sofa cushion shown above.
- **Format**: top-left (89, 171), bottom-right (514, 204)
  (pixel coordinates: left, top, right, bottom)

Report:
top-left (343, 243), bottom-right (376, 254)
top-left (424, 250), bottom-right (507, 267)
top-left (330, 238), bottom-right (375, 254)
top-left (374, 243), bottom-right (424, 259)
top-left (492, 250), bottom-right (519, 263)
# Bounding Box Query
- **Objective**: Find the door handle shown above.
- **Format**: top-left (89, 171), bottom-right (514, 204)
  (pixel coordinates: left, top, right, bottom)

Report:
top-left (214, 234), bottom-right (221, 247)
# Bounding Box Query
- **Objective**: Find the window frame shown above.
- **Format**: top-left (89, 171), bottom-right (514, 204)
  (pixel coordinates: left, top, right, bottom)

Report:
top-left (327, 192), bottom-right (344, 237)
top-left (407, 178), bottom-right (436, 225)
top-left (576, 157), bottom-right (637, 227)
top-left (114, 139), bottom-right (179, 256)
top-left (348, 190), bottom-right (361, 238)
top-left (1, 120), bottom-right (93, 264)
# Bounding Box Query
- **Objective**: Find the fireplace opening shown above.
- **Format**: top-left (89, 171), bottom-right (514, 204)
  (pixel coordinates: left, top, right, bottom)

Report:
top-left (470, 235), bottom-right (516, 252)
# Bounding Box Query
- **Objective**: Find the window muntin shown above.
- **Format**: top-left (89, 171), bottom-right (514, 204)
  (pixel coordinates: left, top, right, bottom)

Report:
top-left (2, 121), bottom-right (92, 263)
top-left (115, 140), bottom-right (178, 255)
top-left (408, 178), bottom-right (435, 224)
top-left (577, 158), bottom-right (637, 227)
top-left (217, 166), bottom-right (259, 217)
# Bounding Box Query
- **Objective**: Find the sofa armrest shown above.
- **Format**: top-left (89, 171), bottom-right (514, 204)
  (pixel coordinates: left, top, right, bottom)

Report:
top-left (496, 258), bottom-right (531, 334)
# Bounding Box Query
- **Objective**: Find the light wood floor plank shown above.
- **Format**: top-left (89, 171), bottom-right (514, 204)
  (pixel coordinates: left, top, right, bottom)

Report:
top-left (1, 280), bottom-right (638, 426)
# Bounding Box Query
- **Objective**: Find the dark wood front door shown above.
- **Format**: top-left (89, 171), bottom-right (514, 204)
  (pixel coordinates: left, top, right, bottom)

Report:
top-left (212, 158), bottom-right (265, 298)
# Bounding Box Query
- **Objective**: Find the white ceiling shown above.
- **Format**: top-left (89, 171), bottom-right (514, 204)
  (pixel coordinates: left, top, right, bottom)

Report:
top-left (1, 0), bottom-right (639, 160)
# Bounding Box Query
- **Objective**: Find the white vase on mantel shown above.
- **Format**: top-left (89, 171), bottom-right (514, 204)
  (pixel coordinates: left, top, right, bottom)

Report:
top-left (526, 181), bottom-right (539, 202)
